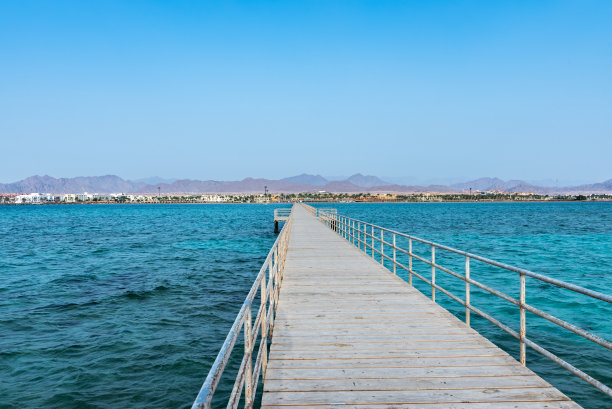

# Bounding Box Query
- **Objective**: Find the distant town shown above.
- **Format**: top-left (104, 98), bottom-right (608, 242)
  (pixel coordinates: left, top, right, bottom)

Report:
top-left (1, 191), bottom-right (611, 205)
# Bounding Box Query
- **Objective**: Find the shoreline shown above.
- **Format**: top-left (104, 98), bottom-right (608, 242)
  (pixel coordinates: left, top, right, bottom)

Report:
top-left (2, 199), bottom-right (611, 206)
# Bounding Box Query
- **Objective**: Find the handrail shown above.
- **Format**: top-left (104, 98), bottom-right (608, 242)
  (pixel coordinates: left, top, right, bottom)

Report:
top-left (317, 209), bottom-right (612, 398)
top-left (191, 206), bottom-right (294, 409)
top-left (317, 208), bottom-right (337, 216)
top-left (273, 208), bottom-right (291, 220)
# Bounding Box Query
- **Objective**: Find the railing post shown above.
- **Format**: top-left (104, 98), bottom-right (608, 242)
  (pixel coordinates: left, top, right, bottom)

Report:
top-left (267, 262), bottom-right (274, 339)
top-left (408, 238), bottom-right (413, 286)
top-left (380, 230), bottom-right (384, 266)
top-left (520, 272), bottom-right (526, 366)
top-left (273, 249), bottom-right (279, 310)
top-left (393, 233), bottom-right (396, 275)
top-left (431, 245), bottom-right (436, 302)
top-left (352, 219), bottom-right (355, 245)
top-left (465, 256), bottom-right (470, 327)
top-left (244, 305), bottom-right (253, 408)
top-left (371, 225), bottom-right (374, 258)
top-left (363, 223), bottom-right (368, 253)
top-left (260, 274), bottom-right (268, 377)
top-left (345, 217), bottom-right (347, 240)
top-left (275, 245), bottom-right (281, 280)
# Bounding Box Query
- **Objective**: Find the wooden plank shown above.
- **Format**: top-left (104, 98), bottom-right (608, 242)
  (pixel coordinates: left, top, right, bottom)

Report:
top-left (262, 402), bottom-right (581, 409)
top-left (268, 348), bottom-right (506, 360)
top-left (264, 365), bottom-right (537, 380)
top-left (269, 335), bottom-right (492, 344)
top-left (274, 313), bottom-right (456, 320)
top-left (269, 340), bottom-right (497, 351)
top-left (266, 355), bottom-right (521, 369)
top-left (274, 326), bottom-right (475, 338)
top-left (261, 388), bottom-right (572, 405)
top-left (273, 318), bottom-right (470, 326)
top-left (269, 337), bottom-right (485, 345)
top-left (273, 322), bottom-right (471, 330)
top-left (263, 375), bottom-right (550, 392)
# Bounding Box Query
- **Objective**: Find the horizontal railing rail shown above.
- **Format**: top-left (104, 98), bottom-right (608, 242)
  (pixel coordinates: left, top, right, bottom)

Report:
top-left (273, 208), bottom-right (291, 220)
top-left (191, 206), bottom-right (294, 409)
top-left (300, 203), bottom-right (337, 218)
top-left (318, 209), bottom-right (612, 398)
top-left (317, 208), bottom-right (337, 217)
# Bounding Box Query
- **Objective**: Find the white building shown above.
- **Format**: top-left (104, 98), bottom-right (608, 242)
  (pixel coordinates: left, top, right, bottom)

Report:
top-left (201, 194), bottom-right (229, 202)
top-left (76, 192), bottom-right (93, 202)
top-left (13, 193), bottom-right (45, 204)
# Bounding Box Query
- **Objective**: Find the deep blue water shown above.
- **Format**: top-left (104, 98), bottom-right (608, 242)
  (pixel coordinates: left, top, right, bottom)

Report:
top-left (0, 202), bottom-right (610, 408)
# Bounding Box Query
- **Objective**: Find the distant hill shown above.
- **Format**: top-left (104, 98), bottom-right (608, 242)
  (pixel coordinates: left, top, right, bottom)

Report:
top-left (449, 177), bottom-right (612, 195)
top-left (558, 179), bottom-right (612, 194)
top-left (281, 173), bottom-right (328, 186)
top-left (140, 178), bottom-right (316, 194)
top-left (133, 176), bottom-right (178, 185)
top-left (0, 175), bottom-right (144, 194)
top-left (1, 174), bottom-right (610, 194)
top-left (347, 173), bottom-right (389, 188)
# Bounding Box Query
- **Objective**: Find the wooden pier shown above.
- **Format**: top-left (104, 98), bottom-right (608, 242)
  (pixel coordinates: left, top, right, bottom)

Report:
top-left (261, 205), bottom-right (580, 408)
top-left (192, 204), bottom-right (612, 409)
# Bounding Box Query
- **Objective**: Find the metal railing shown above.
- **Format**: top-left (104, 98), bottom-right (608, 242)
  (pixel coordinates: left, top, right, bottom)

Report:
top-left (317, 208), bottom-right (337, 217)
top-left (301, 203), bottom-right (336, 218)
top-left (273, 208), bottom-right (291, 221)
top-left (318, 209), bottom-right (612, 398)
top-left (191, 206), bottom-right (294, 409)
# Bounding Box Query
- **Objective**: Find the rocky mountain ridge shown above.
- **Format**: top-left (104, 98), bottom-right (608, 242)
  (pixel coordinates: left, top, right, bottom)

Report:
top-left (1, 174), bottom-right (610, 194)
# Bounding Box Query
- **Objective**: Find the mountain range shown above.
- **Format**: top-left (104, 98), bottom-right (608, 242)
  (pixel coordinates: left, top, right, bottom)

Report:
top-left (0, 174), bottom-right (611, 195)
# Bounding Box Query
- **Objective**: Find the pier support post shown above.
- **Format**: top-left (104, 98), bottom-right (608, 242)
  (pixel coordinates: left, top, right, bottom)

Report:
top-left (274, 221), bottom-right (279, 234)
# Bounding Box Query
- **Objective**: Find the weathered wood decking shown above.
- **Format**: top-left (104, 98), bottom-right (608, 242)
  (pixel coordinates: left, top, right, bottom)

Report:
top-left (262, 205), bottom-right (581, 409)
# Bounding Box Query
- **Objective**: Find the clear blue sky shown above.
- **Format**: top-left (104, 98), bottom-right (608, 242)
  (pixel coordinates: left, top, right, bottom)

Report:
top-left (1, 1), bottom-right (610, 185)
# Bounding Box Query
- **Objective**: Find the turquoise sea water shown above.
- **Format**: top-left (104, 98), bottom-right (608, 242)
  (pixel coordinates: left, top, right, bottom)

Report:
top-left (1, 203), bottom-right (610, 408)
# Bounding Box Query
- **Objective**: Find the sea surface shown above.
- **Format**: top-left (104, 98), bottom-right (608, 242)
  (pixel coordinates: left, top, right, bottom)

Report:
top-left (0, 202), bottom-right (610, 408)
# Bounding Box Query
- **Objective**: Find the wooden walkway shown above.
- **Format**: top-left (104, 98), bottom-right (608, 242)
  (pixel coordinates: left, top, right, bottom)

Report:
top-left (261, 205), bottom-right (581, 409)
